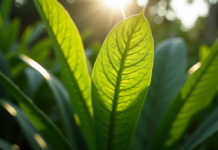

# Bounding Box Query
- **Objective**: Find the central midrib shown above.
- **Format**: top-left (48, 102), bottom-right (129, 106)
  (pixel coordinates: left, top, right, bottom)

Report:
top-left (107, 17), bottom-right (141, 150)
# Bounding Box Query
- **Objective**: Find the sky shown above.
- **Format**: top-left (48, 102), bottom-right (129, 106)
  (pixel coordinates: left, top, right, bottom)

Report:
top-left (170, 0), bottom-right (209, 29)
top-left (136, 0), bottom-right (212, 29)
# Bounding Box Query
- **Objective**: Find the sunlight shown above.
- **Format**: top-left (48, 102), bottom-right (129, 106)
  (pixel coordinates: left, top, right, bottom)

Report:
top-left (104, 0), bottom-right (131, 9)
top-left (34, 134), bottom-right (47, 149)
top-left (19, 55), bottom-right (51, 80)
top-left (3, 103), bottom-right (17, 116)
top-left (171, 0), bottom-right (208, 29)
top-left (12, 144), bottom-right (20, 150)
top-left (188, 62), bottom-right (201, 74)
top-left (74, 113), bottom-right (81, 126)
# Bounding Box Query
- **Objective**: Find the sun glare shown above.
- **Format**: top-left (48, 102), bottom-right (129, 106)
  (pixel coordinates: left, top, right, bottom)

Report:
top-left (104, 0), bottom-right (132, 8)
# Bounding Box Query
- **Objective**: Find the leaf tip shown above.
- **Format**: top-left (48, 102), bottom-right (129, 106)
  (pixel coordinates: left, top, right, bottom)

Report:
top-left (141, 8), bottom-right (145, 16)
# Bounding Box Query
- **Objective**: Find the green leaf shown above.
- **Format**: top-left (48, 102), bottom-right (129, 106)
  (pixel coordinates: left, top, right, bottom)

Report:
top-left (181, 106), bottom-right (218, 150)
top-left (131, 38), bottom-right (187, 150)
top-left (199, 44), bottom-right (210, 62)
top-left (0, 0), bottom-right (12, 22)
top-left (27, 22), bottom-right (44, 46)
top-left (0, 18), bottom-right (20, 53)
top-left (0, 138), bottom-right (20, 150)
top-left (0, 72), bottom-right (74, 150)
top-left (91, 10), bottom-right (154, 150)
top-left (24, 67), bottom-right (43, 98)
top-left (17, 25), bottom-right (34, 54)
top-left (0, 14), bottom-right (3, 28)
top-left (150, 39), bottom-right (218, 150)
top-left (18, 53), bottom-right (87, 150)
top-left (33, 0), bottom-right (93, 148)
top-left (29, 38), bottom-right (51, 63)
top-left (0, 99), bottom-right (50, 150)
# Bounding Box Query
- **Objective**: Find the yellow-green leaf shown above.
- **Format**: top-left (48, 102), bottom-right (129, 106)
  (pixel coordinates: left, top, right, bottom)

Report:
top-left (33, 0), bottom-right (94, 149)
top-left (92, 10), bottom-right (154, 150)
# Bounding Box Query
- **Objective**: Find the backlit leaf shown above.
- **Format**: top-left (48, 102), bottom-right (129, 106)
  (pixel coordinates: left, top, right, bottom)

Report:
top-left (33, 0), bottom-right (93, 148)
top-left (92, 10), bottom-right (154, 150)
top-left (18, 54), bottom-right (87, 150)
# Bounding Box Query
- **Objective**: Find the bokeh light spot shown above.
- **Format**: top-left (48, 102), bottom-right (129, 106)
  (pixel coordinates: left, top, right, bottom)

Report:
top-left (136, 0), bottom-right (148, 7)
top-left (154, 16), bottom-right (164, 24)
top-left (157, 7), bottom-right (167, 16)
top-left (67, 0), bottom-right (75, 4)
top-left (34, 134), bottom-right (47, 149)
top-left (149, 6), bottom-right (157, 16)
top-left (3, 103), bottom-right (17, 116)
top-left (158, 0), bottom-right (167, 8)
top-left (166, 10), bottom-right (176, 21)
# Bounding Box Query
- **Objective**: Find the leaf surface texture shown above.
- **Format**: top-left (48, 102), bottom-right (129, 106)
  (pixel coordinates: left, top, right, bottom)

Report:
top-left (92, 12), bottom-right (154, 150)
top-left (33, 0), bottom-right (93, 148)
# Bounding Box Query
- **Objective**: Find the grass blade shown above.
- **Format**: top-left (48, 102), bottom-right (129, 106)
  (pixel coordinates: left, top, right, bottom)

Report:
top-left (0, 71), bottom-right (74, 150)
top-left (0, 138), bottom-right (20, 150)
top-left (18, 53), bottom-right (87, 150)
top-left (0, 99), bottom-right (50, 150)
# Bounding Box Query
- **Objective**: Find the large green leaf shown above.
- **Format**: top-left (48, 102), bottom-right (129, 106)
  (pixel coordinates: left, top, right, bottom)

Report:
top-left (0, 99), bottom-right (50, 150)
top-left (91, 10), bottom-right (154, 150)
top-left (0, 138), bottom-right (20, 150)
top-left (131, 38), bottom-right (187, 150)
top-left (33, 0), bottom-right (93, 148)
top-left (181, 106), bottom-right (218, 150)
top-left (18, 53), bottom-right (87, 150)
top-left (0, 72), bottom-right (74, 150)
top-left (150, 39), bottom-right (218, 150)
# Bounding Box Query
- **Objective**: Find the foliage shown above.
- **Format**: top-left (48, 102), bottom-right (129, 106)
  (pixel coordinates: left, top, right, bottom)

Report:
top-left (0, 0), bottom-right (218, 150)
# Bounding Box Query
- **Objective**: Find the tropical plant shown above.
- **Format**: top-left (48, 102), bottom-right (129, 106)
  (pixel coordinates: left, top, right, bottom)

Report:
top-left (0, 0), bottom-right (218, 150)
